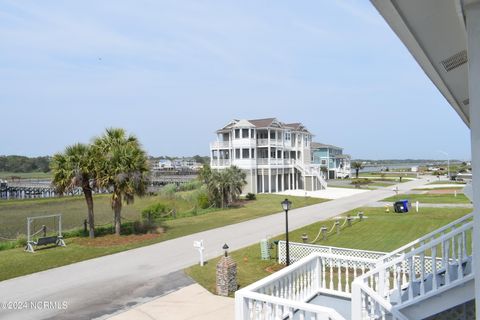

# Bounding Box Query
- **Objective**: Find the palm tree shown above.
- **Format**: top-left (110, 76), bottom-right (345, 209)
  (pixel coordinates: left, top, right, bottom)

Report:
top-left (93, 128), bottom-right (150, 236)
top-left (51, 143), bottom-right (96, 238)
top-left (206, 166), bottom-right (246, 208)
top-left (351, 161), bottom-right (364, 179)
top-left (224, 166), bottom-right (246, 205)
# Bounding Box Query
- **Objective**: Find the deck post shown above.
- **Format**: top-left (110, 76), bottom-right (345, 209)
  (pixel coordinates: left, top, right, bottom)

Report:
top-left (466, 1), bottom-right (480, 317)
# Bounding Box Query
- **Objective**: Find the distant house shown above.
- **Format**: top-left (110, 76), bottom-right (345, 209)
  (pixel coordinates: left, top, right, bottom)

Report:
top-left (310, 142), bottom-right (351, 179)
top-left (209, 117), bottom-right (327, 194)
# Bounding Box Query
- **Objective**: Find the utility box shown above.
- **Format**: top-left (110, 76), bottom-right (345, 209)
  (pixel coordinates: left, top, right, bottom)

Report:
top-left (260, 239), bottom-right (270, 260)
top-left (394, 200), bottom-right (409, 213)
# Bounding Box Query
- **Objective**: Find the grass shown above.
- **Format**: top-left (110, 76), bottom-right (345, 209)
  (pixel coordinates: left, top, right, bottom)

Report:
top-left (427, 180), bottom-right (466, 185)
top-left (0, 194), bottom-right (325, 281)
top-left (186, 206), bottom-right (472, 293)
top-left (382, 193), bottom-right (470, 204)
top-left (0, 171), bottom-right (52, 179)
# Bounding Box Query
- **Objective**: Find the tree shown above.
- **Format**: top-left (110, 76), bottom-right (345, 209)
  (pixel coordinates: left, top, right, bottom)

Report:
top-left (51, 143), bottom-right (96, 238)
top-left (351, 161), bottom-right (364, 179)
top-left (206, 166), bottom-right (246, 208)
top-left (320, 166), bottom-right (328, 179)
top-left (93, 128), bottom-right (150, 236)
top-left (198, 163), bottom-right (212, 184)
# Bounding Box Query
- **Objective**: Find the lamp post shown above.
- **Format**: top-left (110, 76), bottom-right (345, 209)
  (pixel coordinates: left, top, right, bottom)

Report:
top-left (281, 198), bottom-right (292, 266)
top-left (438, 150), bottom-right (450, 179)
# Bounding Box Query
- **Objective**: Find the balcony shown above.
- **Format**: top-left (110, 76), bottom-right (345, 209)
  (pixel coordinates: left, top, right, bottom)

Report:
top-left (211, 159), bottom-right (232, 167)
top-left (210, 141), bottom-right (231, 149)
top-left (235, 252), bottom-right (377, 320)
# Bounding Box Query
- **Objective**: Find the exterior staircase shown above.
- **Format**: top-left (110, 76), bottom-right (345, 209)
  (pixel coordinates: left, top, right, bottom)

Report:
top-left (294, 161), bottom-right (328, 190)
top-left (235, 213), bottom-right (474, 320)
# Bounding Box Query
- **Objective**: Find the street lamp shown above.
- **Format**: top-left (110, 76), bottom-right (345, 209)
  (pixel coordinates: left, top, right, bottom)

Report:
top-left (438, 150), bottom-right (450, 179)
top-left (281, 198), bottom-right (292, 266)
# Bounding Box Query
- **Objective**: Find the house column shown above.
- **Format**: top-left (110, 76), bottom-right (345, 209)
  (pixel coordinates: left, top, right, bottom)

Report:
top-left (268, 168), bottom-right (271, 193)
top-left (261, 169), bottom-right (264, 193)
top-left (466, 2), bottom-right (480, 315)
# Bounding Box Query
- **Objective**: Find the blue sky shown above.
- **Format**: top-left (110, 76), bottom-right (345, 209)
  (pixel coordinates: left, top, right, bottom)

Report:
top-left (0, 1), bottom-right (471, 160)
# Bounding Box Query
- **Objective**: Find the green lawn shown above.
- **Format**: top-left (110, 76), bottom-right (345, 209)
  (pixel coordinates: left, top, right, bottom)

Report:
top-left (382, 193), bottom-right (470, 204)
top-left (0, 171), bottom-right (52, 179)
top-left (0, 194), bottom-right (325, 281)
top-left (427, 180), bottom-right (466, 185)
top-left (186, 206), bottom-right (471, 293)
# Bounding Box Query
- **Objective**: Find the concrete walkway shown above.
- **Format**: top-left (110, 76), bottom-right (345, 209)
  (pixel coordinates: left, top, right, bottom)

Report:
top-left (0, 177), bottom-right (432, 320)
top-left (277, 187), bottom-right (369, 199)
top-left (106, 284), bottom-right (234, 320)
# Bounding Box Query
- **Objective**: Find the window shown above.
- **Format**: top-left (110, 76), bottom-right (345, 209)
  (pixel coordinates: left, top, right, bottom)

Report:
top-left (235, 129), bottom-right (240, 139)
top-left (321, 159), bottom-right (327, 165)
top-left (270, 130), bottom-right (276, 139)
top-left (270, 148), bottom-right (276, 158)
top-left (277, 150), bottom-right (282, 158)
top-left (235, 149), bottom-right (240, 159)
top-left (242, 129), bottom-right (249, 138)
top-left (251, 148), bottom-right (255, 158)
top-left (242, 148), bottom-right (250, 159)
top-left (285, 131), bottom-right (291, 140)
top-left (250, 129), bottom-right (254, 138)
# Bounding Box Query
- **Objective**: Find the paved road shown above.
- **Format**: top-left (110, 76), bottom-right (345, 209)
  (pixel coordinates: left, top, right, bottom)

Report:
top-left (0, 177), bottom-right (432, 320)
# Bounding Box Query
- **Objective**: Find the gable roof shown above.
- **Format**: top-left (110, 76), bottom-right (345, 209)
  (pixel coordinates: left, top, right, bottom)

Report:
top-left (216, 117), bottom-right (311, 133)
top-left (311, 142), bottom-right (343, 150)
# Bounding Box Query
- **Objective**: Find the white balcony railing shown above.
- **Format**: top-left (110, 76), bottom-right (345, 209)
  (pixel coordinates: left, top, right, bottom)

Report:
top-left (210, 141), bottom-right (231, 149)
top-left (235, 252), bottom-right (378, 320)
top-left (352, 213), bottom-right (474, 320)
top-left (212, 159), bottom-right (231, 167)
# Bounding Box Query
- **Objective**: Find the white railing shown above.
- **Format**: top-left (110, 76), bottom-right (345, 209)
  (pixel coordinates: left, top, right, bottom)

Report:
top-left (257, 158), bottom-right (268, 165)
top-left (235, 252), bottom-right (378, 320)
top-left (210, 141), bottom-right (230, 149)
top-left (352, 215), bottom-right (474, 320)
top-left (295, 161), bottom-right (328, 189)
top-left (378, 213), bottom-right (473, 265)
top-left (278, 242), bottom-right (386, 265)
top-left (212, 159), bottom-right (231, 167)
top-left (257, 139), bottom-right (268, 146)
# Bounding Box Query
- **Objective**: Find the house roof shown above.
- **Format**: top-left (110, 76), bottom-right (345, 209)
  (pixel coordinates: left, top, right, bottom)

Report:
top-left (216, 118), bottom-right (311, 133)
top-left (371, 0), bottom-right (470, 127)
top-left (311, 142), bottom-right (343, 150)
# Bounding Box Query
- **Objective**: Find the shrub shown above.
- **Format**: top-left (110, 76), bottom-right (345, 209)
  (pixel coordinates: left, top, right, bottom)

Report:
top-left (178, 180), bottom-right (202, 192)
top-left (246, 193), bottom-right (256, 200)
top-left (16, 235), bottom-right (27, 247)
top-left (160, 184), bottom-right (177, 197)
top-left (197, 192), bottom-right (210, 209)
top-left (351, 178), bottom-right (371, 185)
top-left (0, 241), bottom-right (17, 251)
top-left (142, 203), bottom-right (170, 221)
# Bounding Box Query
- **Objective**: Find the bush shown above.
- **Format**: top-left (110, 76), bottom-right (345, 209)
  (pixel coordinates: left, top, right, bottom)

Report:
top-left (0, 241), bottom-right (17, 251)
top-left (160, 184), bottom-right (177, 197)
top-left (351, 178), bottom-right (371, 185)
top-left (197, 192), bottom-right (210, 209)
top-left (178, 180), bottom-right (202, 192)
top-left (246, 193), bottom-right (256, 200)
top-left (142, 203), bottom-right (170, 221)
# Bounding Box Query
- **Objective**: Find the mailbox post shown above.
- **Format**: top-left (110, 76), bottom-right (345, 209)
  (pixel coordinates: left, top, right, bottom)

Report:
top-left (193, 240), bottom-right (205, 266)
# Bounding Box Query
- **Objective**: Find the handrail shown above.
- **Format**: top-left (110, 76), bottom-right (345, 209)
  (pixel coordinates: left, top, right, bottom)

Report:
top-left (354, 217), bottom-right (474, 318)
top-left (379, 213), bottom-right (473, 263)
top-left (237, 291), bottom-right (345, 320)
top-left (373, 221), bottom-right (473, 272)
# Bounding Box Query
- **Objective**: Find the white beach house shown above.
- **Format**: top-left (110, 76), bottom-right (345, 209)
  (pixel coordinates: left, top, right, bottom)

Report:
top-left (209, 118), bottom-right (327, 194)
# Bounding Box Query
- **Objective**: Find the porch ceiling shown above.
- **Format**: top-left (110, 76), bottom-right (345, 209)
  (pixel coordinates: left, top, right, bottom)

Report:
top-left (371, 0), bottom-right (470, 127)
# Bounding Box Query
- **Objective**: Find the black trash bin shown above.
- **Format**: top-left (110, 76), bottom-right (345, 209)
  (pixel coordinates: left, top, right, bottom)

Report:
top-left (394, 200), bottom-right (409, 213)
